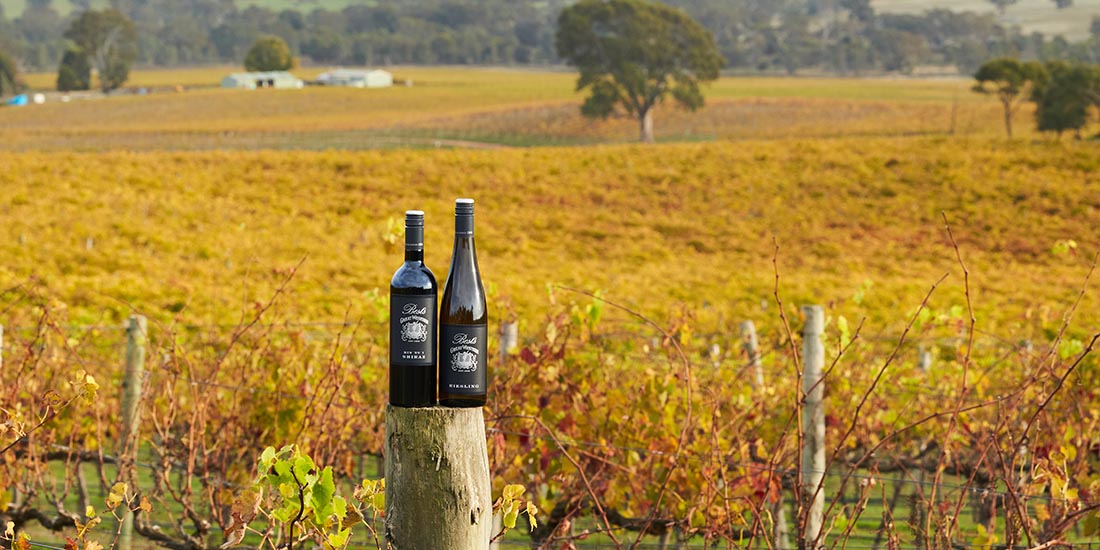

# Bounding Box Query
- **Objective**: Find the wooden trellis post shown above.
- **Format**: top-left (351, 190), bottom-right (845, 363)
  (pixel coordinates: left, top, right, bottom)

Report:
top-left (385, 406), bottom-right (492, 549)
top-left (800, 305), bottom-right (825, 550)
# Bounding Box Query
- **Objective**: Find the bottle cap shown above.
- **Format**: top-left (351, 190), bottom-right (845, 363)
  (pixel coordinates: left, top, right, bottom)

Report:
top-left (455, 198), bottom-right (474, 216)
top-left (405, 210), bottom-right (424, 227)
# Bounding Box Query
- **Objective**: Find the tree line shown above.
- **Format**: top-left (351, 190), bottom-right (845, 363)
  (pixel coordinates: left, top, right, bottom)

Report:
top-left (1, 0), bottom-right (1100, 79)
top-left (974, 57), bottom-right (1100, 138)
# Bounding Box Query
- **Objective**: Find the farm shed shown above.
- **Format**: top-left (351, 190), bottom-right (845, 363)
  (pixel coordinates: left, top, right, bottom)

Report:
top-left (316, 69), bottom-right (394, 88)
top-left (221, 71), bottom-right (304, 90)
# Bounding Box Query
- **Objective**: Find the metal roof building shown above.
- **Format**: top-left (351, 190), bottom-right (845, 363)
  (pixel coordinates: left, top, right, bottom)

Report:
top-left (221, 71), bottom-right (304, 90)
top-left (316, 69), bottom-right (394, 88)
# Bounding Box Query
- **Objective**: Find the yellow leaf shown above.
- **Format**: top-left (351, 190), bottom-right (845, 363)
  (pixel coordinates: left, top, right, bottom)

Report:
top-left (85, 505), bottom-right (96, 519)
top-left (4, 521), bottom-right (13, 539)
top-left (502, 484), bottom-right (525, 502)
top-left (106, 483), bottom-right (127, 510)
top-left (503, 501), bottom-right (520, 529)
top-left (525, 502), bottom-right (539, 531)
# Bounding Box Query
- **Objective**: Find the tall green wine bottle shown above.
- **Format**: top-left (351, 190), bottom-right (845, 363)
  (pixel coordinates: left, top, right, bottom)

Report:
top-left (438, 198), bottom-right (487, 407)
top-left (389, 210), bottom-right (437, 407)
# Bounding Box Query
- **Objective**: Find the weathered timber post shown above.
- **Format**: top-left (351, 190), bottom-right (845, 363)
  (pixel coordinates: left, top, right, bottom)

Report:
top-left (119, 314), bottom-right (147, 550)
top-left (773, 491), bottom-right (792, 550)
top-left (917, 345), bottom-right (932, 373)
top-left (385, 406), bottom-right (492, 550)
top-left (500, 321), bottom-right (518, 365)
top-left (739, 320), bottom-right (764, 389)
top-left (800, 305), bottom-right (825, 550)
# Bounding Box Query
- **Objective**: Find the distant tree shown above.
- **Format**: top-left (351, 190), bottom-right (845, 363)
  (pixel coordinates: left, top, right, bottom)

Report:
top-left (56, 47), bottom-right (91, 91)
top-left (556, 0), bottom-right (724, 143)
top-left (302, 29), bottom-right (345, 64)
top-left (0, 49), bottom-right (20, 96)
top-left (973, 57), bottom-right (1045, 137)
top-left (244, 35), bottom-right (294, 72)
top-left (1051, 0), bottom-right (1073, 8)
top-left (278, 9), bottom-right (305, 32)
top-left (988, 0), bottom-right (1018, 14)
top-left (1031, 61), bottom-right (1092, 138)
top-left (1091, 16), bottom-right (1100, 40)
top-left (64, 8), bottom-right (137, 93)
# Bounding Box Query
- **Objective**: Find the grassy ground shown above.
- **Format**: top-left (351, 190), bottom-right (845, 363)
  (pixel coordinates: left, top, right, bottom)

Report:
top-left (7, 67), bottom-right (1011, 151)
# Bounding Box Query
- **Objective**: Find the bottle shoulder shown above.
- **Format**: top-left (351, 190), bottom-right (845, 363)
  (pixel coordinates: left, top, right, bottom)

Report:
top-left (391, 262), bottom-right (437, 291)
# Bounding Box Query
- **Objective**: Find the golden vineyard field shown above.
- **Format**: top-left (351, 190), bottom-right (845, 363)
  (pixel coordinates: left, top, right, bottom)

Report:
top-left (6, 67), bottom-right (1013, 150)
top-left (1, 137), bottom-right (1098, 338)
top-left (4, 67), bottom-right (1100, 549)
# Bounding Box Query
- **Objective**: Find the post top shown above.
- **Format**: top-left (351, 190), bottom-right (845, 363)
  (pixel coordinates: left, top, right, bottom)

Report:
top-left (801, 305), bottom-right (824, 334)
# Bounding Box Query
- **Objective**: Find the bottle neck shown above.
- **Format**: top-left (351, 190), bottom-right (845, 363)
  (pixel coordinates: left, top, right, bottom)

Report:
top-left (455, 214), bottom-right (474, 237)
top-left (405, 224), bottom-right (424, 262)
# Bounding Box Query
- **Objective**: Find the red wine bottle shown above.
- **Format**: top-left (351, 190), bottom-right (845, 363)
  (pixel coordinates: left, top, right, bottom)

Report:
top-left (438, 198), bottom-right (487, 407)
top-left (389, 210), bottom-right (437, 407)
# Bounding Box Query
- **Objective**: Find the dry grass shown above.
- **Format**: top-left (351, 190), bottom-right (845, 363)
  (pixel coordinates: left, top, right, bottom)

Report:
top-left (5, 67), bottom-right (1014, 150)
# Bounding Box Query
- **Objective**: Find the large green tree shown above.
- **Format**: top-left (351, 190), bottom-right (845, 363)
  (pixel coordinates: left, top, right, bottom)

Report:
top-left (555, 0), bottom-right (724, 143)
top-left (56, 47), bottom-right (91, 92)
top-left (0, 49), bottom-right (20, 96)
top-left (244, 35), bottom-right (294, 72)
top-left (972, 57), bottom-right (1045, 138)
top-left (64, 8), bottom-right (137, 93)
top-left (1032, 61), bottom-right (1093, 138)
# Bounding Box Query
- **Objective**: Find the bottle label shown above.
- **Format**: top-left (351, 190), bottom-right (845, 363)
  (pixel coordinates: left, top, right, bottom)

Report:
top-left (390, 295), bottom-right (435, 366)
top-left (440, 323), bottom-right (487, 395)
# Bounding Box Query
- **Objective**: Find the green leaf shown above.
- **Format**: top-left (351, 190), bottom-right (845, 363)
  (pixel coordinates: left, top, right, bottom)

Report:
top-left (293, 455), bottom-right (317, 484)
top-left (371, 492), bottom-right (385, 513)
top-left (260, 447), bottom-right (277, 470)
top-left (331, 496), bottom-right (347, 521)
top-left (311, 467), bottom-right (336, 521)
top-left (269, 459), bottom-right (294, 485)
top-left (272, 503), bottom-right (296, 524)
top-left (327, 528), bottom-right (351, 549)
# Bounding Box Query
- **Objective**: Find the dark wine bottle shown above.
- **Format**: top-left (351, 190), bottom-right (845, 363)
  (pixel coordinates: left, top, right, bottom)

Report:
top-left (389, 210), bottom-right (437, 407)
top-left (438, 198), bottom-right (488, 407)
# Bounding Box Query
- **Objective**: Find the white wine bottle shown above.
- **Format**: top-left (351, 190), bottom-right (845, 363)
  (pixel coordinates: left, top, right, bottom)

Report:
top-left (438, 198), bottom-right (487, 407)
top-left (389, 210), bottom-right (437, 407)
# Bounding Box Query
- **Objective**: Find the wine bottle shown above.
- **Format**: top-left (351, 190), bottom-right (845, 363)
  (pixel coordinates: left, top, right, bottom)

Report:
top-left (389, 210), bottom-right (437, 407)
top-left (438, 198), bottom-right (487, 407)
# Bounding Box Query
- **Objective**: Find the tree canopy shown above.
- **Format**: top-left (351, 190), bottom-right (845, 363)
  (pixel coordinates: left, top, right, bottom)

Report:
top-left (56, 47), bottom-right (91, 92)
top-left (556, 0), bottom-right (724, 143)
top-left (973, 57), bottom-right (1046, 137)
top-left (63, 8), bottom-right (137, 93)
top-left (244, 35), bottom-right (294, 72)
top-left (1031, 61), bottom-right (1097, 137)
top-left (0, 49), bottom-right (19, 96)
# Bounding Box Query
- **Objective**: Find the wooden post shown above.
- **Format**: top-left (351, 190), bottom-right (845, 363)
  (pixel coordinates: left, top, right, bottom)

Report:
top-left (800, 305), bottom-right (825, 550)
top-left (119, 315), bottom-right (147, 550)
top-left (385, 406), bottom-right (492, 550)
top-left (739, 320), bottom-right (764, 389)
top-left (773, 491), bottom-right (792, 550)
top-left (499, 321), bottom-right (518, 365)
top-left (917, 345), bottom-right (932, 373)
